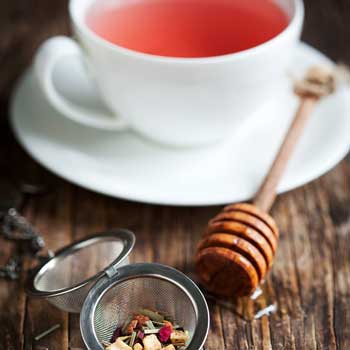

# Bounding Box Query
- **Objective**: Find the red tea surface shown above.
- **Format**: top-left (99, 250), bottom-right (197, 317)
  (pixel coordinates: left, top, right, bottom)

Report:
top-left (87, 0), bottom-right (289, 58)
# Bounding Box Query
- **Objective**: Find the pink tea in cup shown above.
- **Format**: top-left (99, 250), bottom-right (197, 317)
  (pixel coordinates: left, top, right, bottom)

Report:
top-left (87, 0), bottom-right (288, 58)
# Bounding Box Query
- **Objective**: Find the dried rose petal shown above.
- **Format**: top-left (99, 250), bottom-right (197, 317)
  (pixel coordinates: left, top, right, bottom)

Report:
top-left (137, 330), bottom-right (145, 340)
top-left (110, 327), bottom-right (122, 343)
top-left (126, 319), bottom-right (138, 334)
top-left (158, 326), bottom-right (172, 343)
top-left (163, 321), bottom-right (173, 330)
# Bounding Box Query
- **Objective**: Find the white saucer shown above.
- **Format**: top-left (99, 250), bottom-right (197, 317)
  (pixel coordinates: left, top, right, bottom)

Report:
top-left (10, 43), bottom-right (350, 206)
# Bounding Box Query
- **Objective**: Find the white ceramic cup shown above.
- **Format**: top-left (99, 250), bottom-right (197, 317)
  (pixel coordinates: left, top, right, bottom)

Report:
top-left (34, 0), bottom-right (304, 147)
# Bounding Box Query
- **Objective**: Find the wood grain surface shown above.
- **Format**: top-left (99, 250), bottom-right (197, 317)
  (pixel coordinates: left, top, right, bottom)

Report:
top-left (0, 1), bottom-right (349, 349)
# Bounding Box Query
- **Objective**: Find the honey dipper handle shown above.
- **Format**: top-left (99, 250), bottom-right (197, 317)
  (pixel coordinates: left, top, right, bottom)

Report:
top-left (253, 97), bottom-right (318, 212)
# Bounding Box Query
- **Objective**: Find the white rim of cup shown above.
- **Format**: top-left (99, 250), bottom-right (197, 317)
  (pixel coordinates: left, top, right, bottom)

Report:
top-left (69, 0), bottom-right (304, 64)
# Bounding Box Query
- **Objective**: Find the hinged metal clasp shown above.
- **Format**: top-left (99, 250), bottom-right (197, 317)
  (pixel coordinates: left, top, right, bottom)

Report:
top-left (105, 265), bottom-right (119, 278)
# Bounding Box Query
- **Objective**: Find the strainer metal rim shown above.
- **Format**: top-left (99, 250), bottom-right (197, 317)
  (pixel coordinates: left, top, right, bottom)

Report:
top-left (26, 229), bottom-right (135, 298)
top-left (80, 263), bottom-right (210, 350)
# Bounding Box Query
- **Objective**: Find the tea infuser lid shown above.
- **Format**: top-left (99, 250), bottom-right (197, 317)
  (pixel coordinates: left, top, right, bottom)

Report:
top-left (26, 229), bottom-right (135, 299)
top-left (80, 263), bottom-right (210, 350)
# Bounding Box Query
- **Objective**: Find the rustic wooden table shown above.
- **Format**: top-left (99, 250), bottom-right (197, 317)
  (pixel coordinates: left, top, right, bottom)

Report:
top-left (1, 1), bottom-right (349, 349)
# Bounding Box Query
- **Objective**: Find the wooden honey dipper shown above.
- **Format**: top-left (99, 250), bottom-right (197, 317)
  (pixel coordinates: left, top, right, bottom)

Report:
top-left (196, 65), bottom-right (339, 298)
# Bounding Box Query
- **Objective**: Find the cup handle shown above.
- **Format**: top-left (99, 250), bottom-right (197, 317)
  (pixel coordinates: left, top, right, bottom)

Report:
top-left (34, 36), bottom-right (128, 130)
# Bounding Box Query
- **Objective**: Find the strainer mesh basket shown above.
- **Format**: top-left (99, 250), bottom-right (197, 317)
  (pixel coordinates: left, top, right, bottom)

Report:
top-left (93, 276), bottom-right (197, 344)
top-left (27, 231), bottom-right (134, 313)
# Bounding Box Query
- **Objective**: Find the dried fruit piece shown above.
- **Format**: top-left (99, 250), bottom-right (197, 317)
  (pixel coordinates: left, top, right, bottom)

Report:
top-left (170, 330), bottom-right (189, 347)
top-left (118, 336), bottom-right (132, 342)
top-left (161, 346), bottom-right (175, 350)
top-left (143, 334), bottom-right (162, 350)
top-left (106, 338), bottom-right (132, 350)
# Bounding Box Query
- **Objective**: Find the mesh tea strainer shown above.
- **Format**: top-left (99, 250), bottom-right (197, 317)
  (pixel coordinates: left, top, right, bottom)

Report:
top-left (26, 229), bottom-right (210, 350)
top-left (26, 229), bottom-right (135, 313)
top-left (81, 263), bottom-right (209, 350)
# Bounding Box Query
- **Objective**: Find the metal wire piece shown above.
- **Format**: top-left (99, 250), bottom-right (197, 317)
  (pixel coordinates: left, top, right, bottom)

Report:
top-left (26, 230), bottom-right (135, 313)
top-left (34, 324), bottom-right (61, 341)
top-left (80, 263), bottom-right (210, 350)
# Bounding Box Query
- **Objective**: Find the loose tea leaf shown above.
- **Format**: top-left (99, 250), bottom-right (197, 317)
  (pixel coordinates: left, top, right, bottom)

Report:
top-left (129, 332), bottom-right (137, 347)
top-left (105, 310), bottom-right (188, 350)
top-left (139, 309), bottom-right (164, 323)
top-left (143, 329), bottom-right (160, 335)
top-left (145, 321), bottom-right (155, 330)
